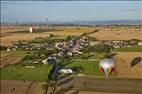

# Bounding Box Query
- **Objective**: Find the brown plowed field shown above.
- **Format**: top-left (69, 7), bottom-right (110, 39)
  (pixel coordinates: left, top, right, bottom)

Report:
top-left (0, 80), bottom-right (43, 94)
top-left (56, 76), bottom-right (142, 94)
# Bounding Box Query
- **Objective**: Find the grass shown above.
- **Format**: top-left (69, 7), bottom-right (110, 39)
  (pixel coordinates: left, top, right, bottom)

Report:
top-left (0, 64), bottom-right (52, 81)
top-left (28, 37), bottom-right (63, 44)
top-left (66, 59), bottom-right (102, 76)
top-left (1, 51), bottom-right (29, 57)
top-left (112, 46), bottom-right (142, 52)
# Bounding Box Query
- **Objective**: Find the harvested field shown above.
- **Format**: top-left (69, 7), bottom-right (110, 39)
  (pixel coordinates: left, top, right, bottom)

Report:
top-left (89, 28), bottom-right (142, 40)
top-left (77, 91), bottom-right (129, 94)
top-left (2, 26), bottom-right (142, 46)
top-left (1, 26), bottom-right (94, 46)
top-left (0, 80), bottom-right (43, 94)
top-left (1, 26), bottom-right (29, 33)
top-left (56, 76), bottom-right (142, 94)
top-left (113, 52), bottom-right (142, 79)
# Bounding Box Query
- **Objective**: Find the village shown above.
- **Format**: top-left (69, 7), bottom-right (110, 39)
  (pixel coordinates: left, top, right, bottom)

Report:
top-left (1, 24), bottom-right (142, 94)
top-left (1, 2), bottom-right (142, 93)
top-left (1, 27), bottom-right (141, 76)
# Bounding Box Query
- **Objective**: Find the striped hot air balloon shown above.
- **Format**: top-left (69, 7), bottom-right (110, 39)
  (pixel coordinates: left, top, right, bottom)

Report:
top-left (99, 58), bottom-right (115, 76)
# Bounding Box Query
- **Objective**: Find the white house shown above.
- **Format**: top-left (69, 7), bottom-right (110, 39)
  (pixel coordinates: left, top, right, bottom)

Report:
top-left (29, 27), bottom-right (33, 33)
top-left (42, 59), bottom-right (48, 64)
top-left (59, 69), bottom-right (73, 74)
top-left (6, 48), bottom-right (11, 51)
top-left (138, 42), bottom-right (142, 46)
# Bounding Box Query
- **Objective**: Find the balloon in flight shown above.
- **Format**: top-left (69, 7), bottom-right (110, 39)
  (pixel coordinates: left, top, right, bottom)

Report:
top-left (99, 59), bottom-right (115, 76)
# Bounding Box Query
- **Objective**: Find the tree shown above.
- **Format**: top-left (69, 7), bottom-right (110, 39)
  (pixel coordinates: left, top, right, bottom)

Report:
top-left (66, 36), bottom-right (72, 41)
top-left (49, 34), bottom-right (54, 38)
top-left (94, 45), bottom-right (111, 54)
top-left (0, 46), bottom-right (7, 50)
top-left (45, 50), bottom-right (54, 57)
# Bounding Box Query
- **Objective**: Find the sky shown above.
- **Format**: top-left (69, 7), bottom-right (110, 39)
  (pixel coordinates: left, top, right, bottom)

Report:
top-left (1, 1), bottom-right (142, 23)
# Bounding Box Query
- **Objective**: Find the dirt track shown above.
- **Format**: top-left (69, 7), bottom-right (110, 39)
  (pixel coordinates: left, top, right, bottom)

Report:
top-left (0, 80), bottom-right (43, 94)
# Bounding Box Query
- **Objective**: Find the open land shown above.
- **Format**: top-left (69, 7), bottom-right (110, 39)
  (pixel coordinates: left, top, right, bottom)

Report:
top-left (0, 51), bottom-right (27, 68)
top-left (113, 46), bottom-right (142, 52)
top-left (113, 52), bottom-right (142, 79)
top-left (89, 27), bottom-right (142, 40)
top-left (0, 80), bottom-right (44, 94)
top-left (1, 64), bottom-right (52, 81)
top-left (1, 26), bottom-right (94, 46)
top-left (56, 76), bottom-right (142, 94)
top-left (54, 52), bottom-right (142, 94)
top-left (1, 26), bottom-right (142, 46)
top-left (1, 25), bottom-right (142, 94)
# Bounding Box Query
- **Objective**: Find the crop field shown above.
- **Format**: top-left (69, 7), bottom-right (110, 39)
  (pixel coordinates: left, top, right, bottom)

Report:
top-left (56, 76), bottom-right (142, 94)
top-left (89, 27), bottom-right (142, 40)
top-left (1, 26), bottom-right (142, 46)
top-left (61, 77), bottom-right (142, 94)
top-left (1, 26), bottom-right (94, 46)
top-left (90, 27), bottom-right (142, 40)
top-left (1, 25), bottom-right (142, 94)
top-left (112, 46), bottom-right (142, 52)
top-left (0, 80), bottom-right (43, 94)
top-left (0, 51), bottom-right (27, 68)
top-left (113, 52), bottom-right (142, 79)
top-left (76, 91), bottom-right (129, 94)
top-left (66, 59), bottom-right (102, 76)
top-left (1, 64), bottom-right (52, 81)
top-left (54, 52), bottom-right (142, 94)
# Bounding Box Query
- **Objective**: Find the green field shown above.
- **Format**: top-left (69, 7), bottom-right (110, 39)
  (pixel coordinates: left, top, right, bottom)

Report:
top-left (1, 51), bottom-right (29, 57)
top-left (0, 64), bottom-right (52, 81)
top-left (0, 59), bottom-right (103, 81)
top-left (66, 59), bottom-right (102, 76)
top-left (112, 46), bottom-right (142, 52)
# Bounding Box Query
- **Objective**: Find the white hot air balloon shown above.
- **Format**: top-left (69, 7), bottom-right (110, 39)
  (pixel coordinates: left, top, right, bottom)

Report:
top-left (99, 58), bottom-right (115, 76)
top-left (29, 27), bottom-right (33, 33)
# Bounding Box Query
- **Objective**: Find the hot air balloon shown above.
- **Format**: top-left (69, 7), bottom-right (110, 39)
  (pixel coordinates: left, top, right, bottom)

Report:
top-left (29, 27), bottom-right (35, 33)
top-left (99, 58), bottom-right (115, 76)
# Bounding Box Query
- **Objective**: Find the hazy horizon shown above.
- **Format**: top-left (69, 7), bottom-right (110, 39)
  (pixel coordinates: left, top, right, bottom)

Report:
top-left (1, 1), bottom-right (142, 23)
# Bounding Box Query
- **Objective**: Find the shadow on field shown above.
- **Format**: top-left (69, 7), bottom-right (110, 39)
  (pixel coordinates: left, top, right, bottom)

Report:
top-left (58, 74), bottom-right (72, 80)
top-left (70, 91), bottom-right (79, 94)
top-left (107, 53), bottom-right (117, 58)
top-left (68, 66), bottom-right (84, 73)
top-left (57, 77), bottom-right (74, 86)
top-left (63, 61), bottom-right (74, 66)
top-left (131, 57), bottom-right (141, 68)
top-left (55, 85), bottom-right (74, 94)
top-left (86, 54), bottom-right (95, 59)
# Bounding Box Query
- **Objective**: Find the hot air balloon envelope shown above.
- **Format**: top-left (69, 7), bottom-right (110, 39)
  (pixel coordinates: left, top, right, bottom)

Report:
top-left (99, 58), bottom-right (115, 76)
